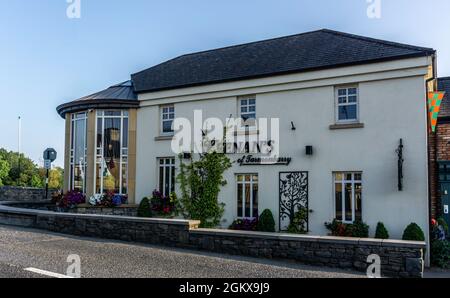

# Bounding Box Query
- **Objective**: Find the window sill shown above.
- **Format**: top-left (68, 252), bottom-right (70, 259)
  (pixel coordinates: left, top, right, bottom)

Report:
top-left (329, 123), bottom-right (364, 130)
top-left (154, 135), bottom-right (174, 141)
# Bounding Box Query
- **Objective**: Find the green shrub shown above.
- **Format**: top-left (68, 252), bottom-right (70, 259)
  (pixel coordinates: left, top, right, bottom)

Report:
top-left (137, 197), bottom-right (152, 218)
top-left (431, 240), bottom-right (450, 269)
top-left (347, 221), bottom-right (369, 238)
top-left (402, 223), bottom-right (425, 241)
top-left (375, 222), bottom-right (390, 239)
top-left (257, 209), bottom-right (276, 232)
top-left (437, 218), bottom-right (449, 234)
top-left (324, 219), bottom-right (369, 238)
top-left (287, 208), bottom-right (308, 234)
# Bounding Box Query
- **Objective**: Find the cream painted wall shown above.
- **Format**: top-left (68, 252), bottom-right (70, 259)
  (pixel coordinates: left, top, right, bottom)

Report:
top-left (135, 60), bottom-right (430, 243)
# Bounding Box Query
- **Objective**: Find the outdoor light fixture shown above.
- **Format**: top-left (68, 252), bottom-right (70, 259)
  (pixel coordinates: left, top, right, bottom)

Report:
top-left (291, 121), bottom-right (296, 131)
top-left (306, 146), bottom-right (313, 156)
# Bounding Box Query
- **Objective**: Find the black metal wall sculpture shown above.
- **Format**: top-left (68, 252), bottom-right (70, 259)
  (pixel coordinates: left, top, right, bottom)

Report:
top-left (396, 139), bottom-right (404, 191)
top-left (279, 172), bottom-right (309, 232)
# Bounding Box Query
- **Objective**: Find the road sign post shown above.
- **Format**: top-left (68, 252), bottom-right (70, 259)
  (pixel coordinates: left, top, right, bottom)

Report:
top-left (43, 148), bottom-right (57, 200)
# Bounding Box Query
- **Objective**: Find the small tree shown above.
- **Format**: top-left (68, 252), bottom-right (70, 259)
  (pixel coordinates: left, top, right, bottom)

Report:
top-left (0, 157), bottom-right (10, 186)
top-left (257, 209), bottom-right (276, 232)
top-left (178, 152), bottom-right (231, 228)
top-left (375, 222), bottom-right (390, 239)
top-left (402, 223), bottom-right (425, 241)
top-left (137, 197), bottom-right (152, 218)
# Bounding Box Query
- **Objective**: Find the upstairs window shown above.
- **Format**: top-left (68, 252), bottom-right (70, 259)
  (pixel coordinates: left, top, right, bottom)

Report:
top-left (239, 97), bottom-right (256, 126)
top-left (161, 105), bottom-right (175, 135)
top-left (336, 87), bottom-right (359, 123)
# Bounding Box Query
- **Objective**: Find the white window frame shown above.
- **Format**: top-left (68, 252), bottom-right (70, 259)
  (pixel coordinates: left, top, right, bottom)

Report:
top-left (160, 105), bottom-right (175, 136)
top-left (238, 96), bottom-right (256, 128)
top-left (236, 174), bottom-right (259, 218)
top-left (94, 110), bottom-right (129, 195)
top-left (335, 86), bottom-right (359, 123)
top-left (158, 157), bottom-right (176, 197)
top-left (70, 112), bottom-right (87, 193)
top-left (333, 172), bottom-right (362, 224)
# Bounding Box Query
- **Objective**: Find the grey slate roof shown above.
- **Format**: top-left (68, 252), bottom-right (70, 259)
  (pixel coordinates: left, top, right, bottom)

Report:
top-left (438, 77), bottom-right (450, 118)
top-left (131, 29), bottom-right (435, 93)
top-left (57, 81), bottom-right (138, 117)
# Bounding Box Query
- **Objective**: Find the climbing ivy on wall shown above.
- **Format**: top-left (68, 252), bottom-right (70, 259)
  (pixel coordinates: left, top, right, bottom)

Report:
top-left (178, 152), bottom-right (231, 228)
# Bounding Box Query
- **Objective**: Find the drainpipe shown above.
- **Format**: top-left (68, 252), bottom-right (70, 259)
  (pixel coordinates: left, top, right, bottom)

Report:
top-left (426, 53), bottom-right (437, 266)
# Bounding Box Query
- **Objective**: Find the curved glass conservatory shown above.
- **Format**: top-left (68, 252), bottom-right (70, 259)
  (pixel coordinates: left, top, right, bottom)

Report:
top-left (56, 81), bottom-right (139, 203)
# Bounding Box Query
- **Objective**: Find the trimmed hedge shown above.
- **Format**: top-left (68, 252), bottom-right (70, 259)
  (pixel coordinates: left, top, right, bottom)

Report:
top-left (137, 197), bottom-right (152, 218)
top-left (257, 209), bottom-right (276, 232)
top-left (402, 223), bottom-right (425, 241)
top-left (375, 222), bottom-right (390, 239)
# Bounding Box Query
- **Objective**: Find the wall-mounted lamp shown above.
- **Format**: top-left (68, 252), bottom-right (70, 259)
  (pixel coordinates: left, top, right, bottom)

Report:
top-left (291, 121), bottom-right (296, 131)
top-left (306, 146), bottom-right (314, 156)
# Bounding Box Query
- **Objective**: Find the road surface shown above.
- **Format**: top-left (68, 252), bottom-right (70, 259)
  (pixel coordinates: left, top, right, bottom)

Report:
top-left (0, 225), bottom-right (366, 278)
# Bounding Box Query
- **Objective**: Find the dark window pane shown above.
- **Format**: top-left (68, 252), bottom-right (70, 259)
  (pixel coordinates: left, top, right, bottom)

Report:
top-left (335, 183), bottom-right (342, 221)
top-left (163, 120), bottom-right (173, 133)
top-left (345, 183), bottom-right (353, 222)
top-left (355, 183), bottom-right (362, 222)
top-left (245, 184), bottom-right (251, 217)
top-left (339, 105), bottom-right (357, 120)
top-left (237, 184), bottom-right (243, 217)
top-left (123, 118), bottom-right (128, 148)
top-left (252, 183), bottom-right (258, 218)
top-left (159, 166), bottom-right (164, 194)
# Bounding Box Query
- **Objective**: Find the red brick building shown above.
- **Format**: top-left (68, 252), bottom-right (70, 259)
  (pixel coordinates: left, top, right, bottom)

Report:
top-left (430, 77), bottom-right (450, 228)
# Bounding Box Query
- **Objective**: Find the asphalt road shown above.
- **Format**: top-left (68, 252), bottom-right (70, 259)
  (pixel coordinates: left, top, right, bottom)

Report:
top-left (0, 224), bottom-right (367, 278)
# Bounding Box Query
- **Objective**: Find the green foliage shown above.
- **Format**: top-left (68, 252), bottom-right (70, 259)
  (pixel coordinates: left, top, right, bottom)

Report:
top-left (178, 152), bottom-right (232, 228)
top-left (437, 217), bottom-right (449, 234)
top-left (137, 197), bottom-right (152, 218)
top-left (431, 240), bottom-right (450, 269)
top-left (402, 223), bottom-right (425, 241)
top-left (0, 156), bottom-right (10, 186)
top-left (0, 148), bottom-right (44, 187)
top-left (325, 219), bottom-right (369, 238)
top-left (375, 222), bottom-right (390, 239)
top-left (257, 209), bottom-right (276, 232)
top-left (287, 208), bottom-right (308, 234)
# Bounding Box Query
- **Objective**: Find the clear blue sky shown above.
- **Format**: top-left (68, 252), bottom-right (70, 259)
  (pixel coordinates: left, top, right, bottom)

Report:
top-left (1, 0), bottom-right (449, 167)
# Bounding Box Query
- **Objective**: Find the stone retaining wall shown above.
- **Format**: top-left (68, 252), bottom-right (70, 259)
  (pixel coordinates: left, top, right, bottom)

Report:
top-left (74, 205), bottom-right (138, 217)
top-left (188, 229), bottom-right (425, 278)
top-left (0, 187), bottom-right (55, 202)
top-left (0, 202), bottom-right (426, 278)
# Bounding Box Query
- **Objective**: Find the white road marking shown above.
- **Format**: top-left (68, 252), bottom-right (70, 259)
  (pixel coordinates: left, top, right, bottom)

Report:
top-left (24, 267), bottom-right (74, 278)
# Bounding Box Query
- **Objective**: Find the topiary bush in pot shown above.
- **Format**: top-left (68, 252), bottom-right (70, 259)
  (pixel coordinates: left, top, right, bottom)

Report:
top-left (137, 197), bottom-right (152, 218)
top-left (402, 223), bottom-right (425, 241)
top-left (375, 222), bottom-right (390, 239)
top-left (257, 209), bottom-right (276, 232)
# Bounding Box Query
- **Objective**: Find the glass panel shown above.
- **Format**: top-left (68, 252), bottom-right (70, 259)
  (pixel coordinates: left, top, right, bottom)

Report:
top-left (237, 184), bottom-right (243, 217)
top-left (355, 183), bottom-right (362, 222)
top-left (249, 99), bottom-right (255, 105)
top-left (171, 164), bottom-right (175, 193)
top-left (339, 105), bottom-right (357, 121)
top-left (245, 183), bottom-right (251, 217)
top-left (344, 183), bottom-right (353, 222)
top-left (241, 99), bottom-right (247, 106)
top-left (354, 173), bottom-right (362, 181)
top-left (122, 163), bottom-right (128, 195)
top-left (338, 89), bottom-right (347, 96)
top-left (348, 88), bottom-right (357, 95)
top-left (348, 95), bottom-right (357, 103)
top-left (104, 111), bottom-right (121, 116)
top-left (95, 163), bottom-right (102, 194)
top-left (237, 175), bottom-right (244, 182)
top-left (163, 120), bottom-right (173, 133)
top-left (159, 165), bottom-right (164, 194)
top-left (245, 175), bottom-right (251, 182)
top-left (74, 119), bottom-right (86, 164)
top-left (335, 183), bottom-right (343, 221)
top-left (97, 118), bottom-right (103, 148)
top-left (346, 173), bottom-right (353, 181)
top-left (252, 182), bottom-right (258, 218)
top-left (335, 173), bottom-right (343, 181)
top-left (123, 118), bottom-right (128, 148)
top-left (165, 162), bottom-right (170, 196)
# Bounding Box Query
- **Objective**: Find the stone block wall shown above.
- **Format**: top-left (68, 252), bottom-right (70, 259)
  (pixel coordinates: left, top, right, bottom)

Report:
top-left (0, 202), bottom-right (425, 278)
top-left (188, 229), bottom-right (425, 278)
top-left (73, 205), bottom-right (138, 217)
top-left (0, 187), bottom-right (54, 202)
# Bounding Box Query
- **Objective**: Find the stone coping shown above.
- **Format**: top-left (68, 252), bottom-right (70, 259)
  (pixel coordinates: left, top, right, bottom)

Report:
top-left (191, 228), bottom-right (426, 249)
top-left (76, 204), bottom-right (139, 208)
top-left (0, 201), bottom-right (200, 227)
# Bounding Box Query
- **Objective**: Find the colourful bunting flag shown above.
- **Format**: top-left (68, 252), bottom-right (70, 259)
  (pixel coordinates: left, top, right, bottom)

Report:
top-left (428, 92), bottom-right (446, 133)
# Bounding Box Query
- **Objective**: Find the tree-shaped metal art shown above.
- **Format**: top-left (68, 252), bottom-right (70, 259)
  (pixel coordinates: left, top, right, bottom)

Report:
top-left (279, 172), bottom-right (308, 232)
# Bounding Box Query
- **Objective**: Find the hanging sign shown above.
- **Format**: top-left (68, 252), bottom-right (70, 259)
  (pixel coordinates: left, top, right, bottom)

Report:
top-left (428, 92), bottom-right (446, 133)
